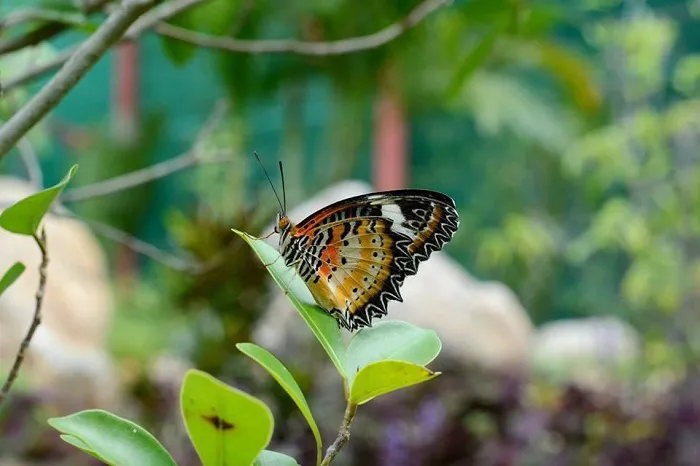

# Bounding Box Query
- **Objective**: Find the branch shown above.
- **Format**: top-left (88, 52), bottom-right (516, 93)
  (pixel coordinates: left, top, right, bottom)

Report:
top-left (0, 0), bottom-right (160, 160)
top-left (1, 0), bottom-right (208, 95)
top-left (125, 0), bottom-right (207, 37)
top-left (62, 150), bottom-right (231, 202)
top-left (155, 0), bottom-right (451, 55)
top-left (2, 47), bottom-right (77, 94)
top-left (321, 401), bottom-right (358, 466)
top-left (72, 215), bottom-right (203, 272)
top-left (0, 0), bottom-right (112, 56)
top-left (16, 137), bottom-right (43, 188)
top-left (0, 229), bottom-right (48, 406)
top-left (61, 99), bottom-right (229, 202)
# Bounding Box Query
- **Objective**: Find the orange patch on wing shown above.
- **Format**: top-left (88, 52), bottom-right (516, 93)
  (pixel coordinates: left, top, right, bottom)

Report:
top-left (408, 205), bottom-right (442, 253)
top-left (317, 244), bottom-right (338, 278)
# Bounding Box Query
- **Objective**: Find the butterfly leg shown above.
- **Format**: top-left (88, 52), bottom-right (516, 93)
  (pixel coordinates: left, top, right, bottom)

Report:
top-left (279, 269), bottom-right (299, 297)
top-left (262, 254), bottom-right (284, 268)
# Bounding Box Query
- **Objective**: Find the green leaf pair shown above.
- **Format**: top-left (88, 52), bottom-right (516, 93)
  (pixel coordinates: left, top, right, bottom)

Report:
top-left (48, 369), bottom-right (300, 466)
top-left (232, 230), bottom-right (442, 397)
top-left (0, 165), bottom-right (78, 299)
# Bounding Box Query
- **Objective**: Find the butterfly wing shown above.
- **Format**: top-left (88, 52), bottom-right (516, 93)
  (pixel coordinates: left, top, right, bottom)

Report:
top-left (290, 189), bottom-right (459, 330)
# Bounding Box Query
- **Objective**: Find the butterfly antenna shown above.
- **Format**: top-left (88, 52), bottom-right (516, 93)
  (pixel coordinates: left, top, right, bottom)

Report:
top-left (279, 161), bottom-right (287, 215)
top-left (254, 151), bottom-right (284, 213)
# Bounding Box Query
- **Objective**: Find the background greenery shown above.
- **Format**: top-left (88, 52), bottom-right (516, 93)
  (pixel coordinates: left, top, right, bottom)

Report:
top-left (3, 0), bottom-right (700, 464)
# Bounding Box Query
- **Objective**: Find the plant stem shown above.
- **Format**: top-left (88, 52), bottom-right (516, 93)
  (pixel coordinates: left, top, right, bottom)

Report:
top-left (154, 0), bottom-right (450, 55)
top-left (0, 228), bottom-right (48, 405)
top-left (321, 400), bottom-right (358, 466)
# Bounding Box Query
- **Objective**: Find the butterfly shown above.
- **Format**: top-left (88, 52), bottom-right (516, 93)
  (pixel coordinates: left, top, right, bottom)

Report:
top-left (257, 155), bottom-right (460, 331)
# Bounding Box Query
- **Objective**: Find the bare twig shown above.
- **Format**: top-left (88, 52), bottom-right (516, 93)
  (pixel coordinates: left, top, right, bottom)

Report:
top-left (155, 0), bottom-right (451, 55)
top-left (75, 215), bottom-right (201, 272)
top-left (16, 137), bottom-right (43, 188)
top-left (2, 47), bottom-right (77, 94)
top-left (321, 401), bottom-right (358, 466)
top-left (62, 150), bottom-right (231, 202)
top-left (125, 0), bottom-right (207, 37)
top-left (61, 100), bottom-right (229, 202)
top-left (0, 229), bottom-right (48, 406)
top-left (0, 0), bottom-right (112, 56)
top-left (0, 0), bottom-right (160, 160)
top-left (1, 0), bottom-right (208, 94)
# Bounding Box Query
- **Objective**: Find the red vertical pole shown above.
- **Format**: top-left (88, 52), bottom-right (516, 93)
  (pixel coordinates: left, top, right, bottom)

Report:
top-left (112, 41), bottom-right (140, 283)
top-left (112, 41), bottom-right (139, 141)
top-left (372, 68), bottom-right (407, 191)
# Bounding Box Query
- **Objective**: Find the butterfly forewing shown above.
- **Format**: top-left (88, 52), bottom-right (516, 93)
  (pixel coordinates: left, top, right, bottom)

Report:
top-left (279, 189), bottom-right (459, 331)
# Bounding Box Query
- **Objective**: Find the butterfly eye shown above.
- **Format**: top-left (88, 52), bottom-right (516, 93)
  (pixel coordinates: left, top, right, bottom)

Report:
top-left (275, 214), bottom-right (289, 233)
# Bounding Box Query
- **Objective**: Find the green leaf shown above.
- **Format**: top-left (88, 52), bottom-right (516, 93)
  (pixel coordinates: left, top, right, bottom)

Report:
top-left (237, 342), bottom-right (322, 466)
top-left (345, 321), bottom-right (441, 386)
top-left (47, 409), bottom-right (176, 466)
top-left (349, 360), bottom-right (440, 405)
top-left (59, 435), bottom-right (107, 463)
top-left (0, 262), bottom-right (25, 297)
top-left (445, 25), bottom-right (503, 100)
top-left (159, 9), bottom-right (198, 66)
top-left (255, 450), bottom-right (302, 466)
top-left (180, 369), bottom-right (274, 466)
top-left (0, 165), bottom-right (78, 236)
top-left (232, 229), bottom-right (347, 377)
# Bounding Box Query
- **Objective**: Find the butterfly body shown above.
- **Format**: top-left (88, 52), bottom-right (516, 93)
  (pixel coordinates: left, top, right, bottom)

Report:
top-left (274, 189), bottom-right (459, 331)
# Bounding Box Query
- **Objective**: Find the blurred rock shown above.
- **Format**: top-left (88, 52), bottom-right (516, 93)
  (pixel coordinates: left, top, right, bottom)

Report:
top-left (252, 179), bottom-right (535, 373)
top-left (530, 315), bottom-right (642, 392)
top-left (0, 176), bottom-right (118, 411)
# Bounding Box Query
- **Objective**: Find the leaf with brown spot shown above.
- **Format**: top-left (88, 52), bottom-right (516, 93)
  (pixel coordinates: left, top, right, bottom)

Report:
top-left (180, 369), bottom-right (274, 466)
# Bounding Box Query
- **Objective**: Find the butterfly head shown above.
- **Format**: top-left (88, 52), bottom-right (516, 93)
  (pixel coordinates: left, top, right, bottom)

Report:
top-left (254, 152), bottom-right (290, 237)
top-left (274, 212), bottom-right (292, 234)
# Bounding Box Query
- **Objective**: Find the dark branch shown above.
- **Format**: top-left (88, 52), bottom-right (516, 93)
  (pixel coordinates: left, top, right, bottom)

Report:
top-left (0, 229), bottom-right (48, 406)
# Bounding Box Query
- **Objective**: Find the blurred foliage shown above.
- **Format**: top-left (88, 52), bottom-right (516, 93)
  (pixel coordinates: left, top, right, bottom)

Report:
top-left (5, 0), bottom-right (700, 464)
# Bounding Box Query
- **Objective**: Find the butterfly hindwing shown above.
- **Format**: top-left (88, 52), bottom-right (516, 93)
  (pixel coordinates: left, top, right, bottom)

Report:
top-left (280, 189), bottom-right (459, 330)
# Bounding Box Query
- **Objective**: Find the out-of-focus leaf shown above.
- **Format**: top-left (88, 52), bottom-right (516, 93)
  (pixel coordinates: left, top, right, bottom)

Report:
top-left (47, 409), bottom-right (176, 466)
top-left (181, 369), bottom-right (274, 466)
top-left (254, 450), bottom-right (302, 466)
top-left (160, 0), bottom-right (242, 66)
top-left (344, 321), bottom-right (441, 386)
top-left (237, 343), bottom-right (321, 465)
top-left (461, 71), bottom-right (577, 152)
top-left (525, 40), bottom-right (602, 113)
top-left (0, 262), bottom-right (25, 297)
top-left (233, 229), bottom-right (347, 377)
top-left (0, 165), bottom-right (77, 235)
top-left (672, 54), bottom-right (700, 96)
top-left (349, 360), bottom-right (440, 405)
top-left (445, 25), bottom-right (503, 100)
